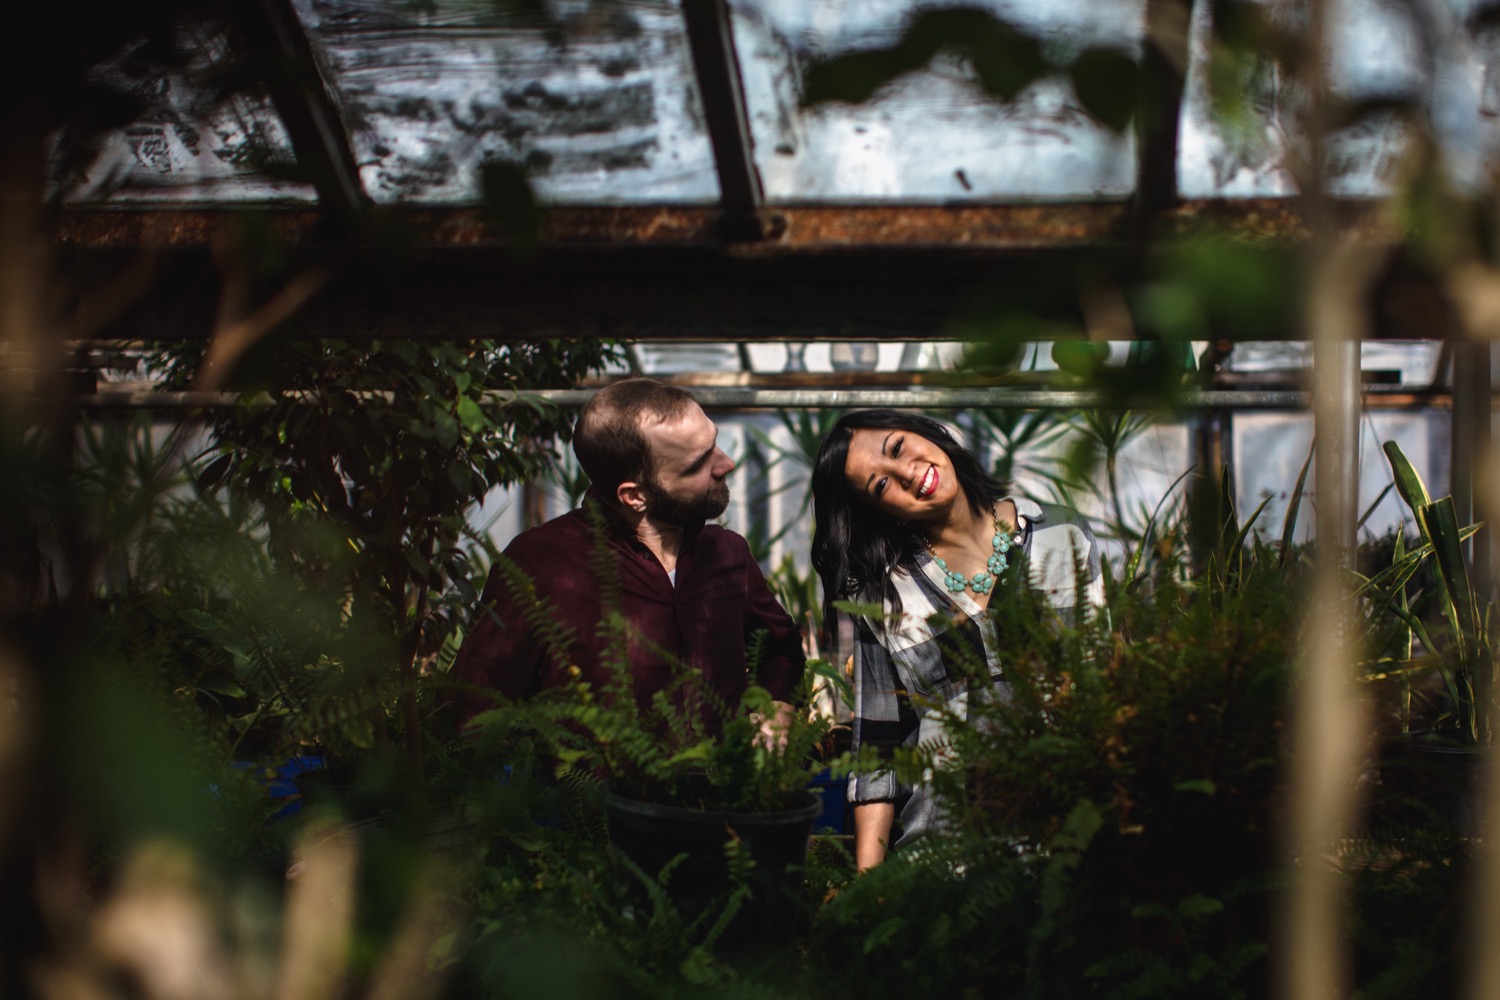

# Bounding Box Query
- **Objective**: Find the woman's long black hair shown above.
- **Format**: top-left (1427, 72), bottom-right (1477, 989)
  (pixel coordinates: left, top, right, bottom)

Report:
top-left (810, 410), bottom-right (1009, 624)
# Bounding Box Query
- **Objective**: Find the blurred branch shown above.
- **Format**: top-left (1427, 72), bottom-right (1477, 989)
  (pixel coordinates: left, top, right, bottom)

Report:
top-left (57, 252), bottom-right (161, 343)
top-left (195, 253), bottom-right (342, 392)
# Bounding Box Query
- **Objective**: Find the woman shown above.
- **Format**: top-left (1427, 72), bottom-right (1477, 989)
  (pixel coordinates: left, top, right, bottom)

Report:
top-left (811, 410), bottom-right (1105, 870)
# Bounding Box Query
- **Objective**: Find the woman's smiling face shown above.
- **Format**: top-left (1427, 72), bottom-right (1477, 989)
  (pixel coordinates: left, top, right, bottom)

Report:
top-left (842, 426), bottom-right (961, 523)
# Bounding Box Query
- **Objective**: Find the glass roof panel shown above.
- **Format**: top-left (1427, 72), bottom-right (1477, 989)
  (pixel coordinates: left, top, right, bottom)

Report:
top-left (1179, 0), bottom-right (1496, 197)
top-left (1222, 341), bottom-right (1442, 386)
top-left (61, 22), bottom-right (314, 204)
top-left (730, 0), bottom-right (1142, 201)
top-left (56, 0), bottom-right (1500, 208)
top-left (297, 0), bottom-right (719, 203)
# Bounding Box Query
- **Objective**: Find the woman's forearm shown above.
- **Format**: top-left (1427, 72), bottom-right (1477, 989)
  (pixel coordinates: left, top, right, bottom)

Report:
top-left (853, 801), bottom-right (896, 871)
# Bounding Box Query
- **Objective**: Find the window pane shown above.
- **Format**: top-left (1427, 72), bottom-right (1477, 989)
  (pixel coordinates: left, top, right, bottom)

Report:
top-left (1179, 0), bottom-right (1496, 197)
top-left (299, 0), bottom-right (719, 203)
top-left (731, 0), bottom-right (1143, 201)
top-left (61, 24), bottom-right (313, 204)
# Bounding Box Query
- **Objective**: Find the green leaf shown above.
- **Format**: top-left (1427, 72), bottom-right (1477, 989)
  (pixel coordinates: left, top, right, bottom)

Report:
top-left (1419, 497), bottom-right (1480, 647)
top-left (1051, 340), bottom-right (1111, 377)
top-left (447, 460), bottom-right (470, 497)
top-left (1178, 895), bottom-right (1225, 919)
top-left (1383, 440), bottom-right (1433, 521)
top-left (180, 609), bottom-right (224, 632)
top-left (196, 676), bottom-right (249, 698)
top-left (479, 161), bottom-right (540, 244)
top-left (802, 49), bottom-right (910, 105)
top-left (1174, 778), bottom-right (1217, 795)
top-left (967, 20), bottom-right (1049, 101)
top-left (833, 599), bottom-right (886, 619)
top-left (1070, 47), bottom-right (1139, 132)
top-left (1051, 799), bottom-right (1103, 852)
top-left (1279, 437), bottom-right (1313, 568)
top-left (664, 742), bottom-right (714, 767)
top-left (1228, 494), bottom-right (1273, 560)
top-left (456, 395), bottom-right (486, 434)
top-left (1357, 482), bottom-right (1395, 532)
top-left (433, 412), bottom-right (459, 451)
top-left (195, 452), bottom-right (233, 491)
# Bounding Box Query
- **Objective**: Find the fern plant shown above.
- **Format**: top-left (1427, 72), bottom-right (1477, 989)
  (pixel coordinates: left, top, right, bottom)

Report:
top-left (463, 508), bottom-right (840, 814)
top-left (808, 481), bottom-right (1304, 998)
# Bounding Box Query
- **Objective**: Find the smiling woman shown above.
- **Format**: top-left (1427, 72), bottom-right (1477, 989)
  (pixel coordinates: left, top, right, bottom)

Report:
top-left (810, 409), bottom-right (1105, 870)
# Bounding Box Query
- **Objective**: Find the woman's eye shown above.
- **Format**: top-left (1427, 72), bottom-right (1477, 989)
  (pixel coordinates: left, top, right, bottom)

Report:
top-left (892, 438), bottom-right (903, 457)
top-left (875, 477), bottom-right (887, 497)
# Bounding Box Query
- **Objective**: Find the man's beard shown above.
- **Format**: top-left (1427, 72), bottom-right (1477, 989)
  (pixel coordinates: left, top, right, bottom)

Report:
top-left (642, 477), bottom-right (730, 526)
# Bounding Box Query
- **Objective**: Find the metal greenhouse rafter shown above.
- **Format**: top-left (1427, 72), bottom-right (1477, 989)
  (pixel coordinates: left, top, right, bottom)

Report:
top-left (227, 0), bottom-right (369, 218)
top-left (682, 0), bottom-right (767, 241)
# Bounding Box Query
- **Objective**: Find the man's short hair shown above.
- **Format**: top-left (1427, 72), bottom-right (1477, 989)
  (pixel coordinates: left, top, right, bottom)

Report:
top-left (573, 377), bottom-right (698, 495)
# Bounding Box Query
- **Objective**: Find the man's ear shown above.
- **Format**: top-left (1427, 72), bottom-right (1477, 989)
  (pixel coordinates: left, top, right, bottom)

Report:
top-left (616, 480), bottom-right (648, 514)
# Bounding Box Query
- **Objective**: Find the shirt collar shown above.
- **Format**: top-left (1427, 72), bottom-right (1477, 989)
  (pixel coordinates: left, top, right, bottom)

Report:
top-left (1002, 495), bottom-right (1045, 527)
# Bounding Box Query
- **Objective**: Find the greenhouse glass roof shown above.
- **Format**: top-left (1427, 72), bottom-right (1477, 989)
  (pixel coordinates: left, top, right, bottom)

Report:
top-left (62, 0), bottom-right (1500, 208)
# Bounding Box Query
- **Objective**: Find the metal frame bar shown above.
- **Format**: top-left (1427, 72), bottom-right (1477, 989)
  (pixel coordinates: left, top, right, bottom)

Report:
top-left (1135, 0), bottom-right (1190, 220)
top-left (54, 386), bottom-right (1451, 410)
top-left (227, 0), bottom-right (369, 218)
top-left (681, 0), bottom-right (765, 240)
top-left (1452, 339), bottom-right (1492, 596)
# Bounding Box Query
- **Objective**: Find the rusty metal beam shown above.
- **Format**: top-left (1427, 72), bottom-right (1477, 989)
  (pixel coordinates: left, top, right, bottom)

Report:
top-left (54, 199), bottom-right (1396, 250)
top-left (49, 199), bottom-right (1441, 344)
top-left (50, 240), bottom-right (1464, 344)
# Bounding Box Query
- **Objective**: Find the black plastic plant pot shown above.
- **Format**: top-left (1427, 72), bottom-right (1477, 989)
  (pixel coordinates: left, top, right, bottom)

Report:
top-left (603, 789), bottom-right (822, 951)
top-left (1375, 736), bottom-right (1480, 838)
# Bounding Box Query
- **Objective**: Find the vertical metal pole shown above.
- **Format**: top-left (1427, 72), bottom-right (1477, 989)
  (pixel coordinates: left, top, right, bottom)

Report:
top-left (1280, 0), bottom-right (1372, 983)
top-left (1468, 348), bottom-right (1500, 1000)
top-left (1282, 280), bottom-right (1368, 1000)
top-left (1319, 340), bottom-right (1361, 567)
top-left (1454, 343), bottom-right (1475, 533)
top-left (1453, 340), bottom-right (1492, 598)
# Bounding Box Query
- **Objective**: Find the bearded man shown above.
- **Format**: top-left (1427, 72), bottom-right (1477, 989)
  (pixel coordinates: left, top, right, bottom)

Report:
top-left (450, 377), bottom-right (805, 730)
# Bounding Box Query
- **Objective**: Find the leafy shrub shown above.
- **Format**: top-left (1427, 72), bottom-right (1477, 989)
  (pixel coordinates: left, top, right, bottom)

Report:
top-left (803, 531), bottom-right (1302, 998)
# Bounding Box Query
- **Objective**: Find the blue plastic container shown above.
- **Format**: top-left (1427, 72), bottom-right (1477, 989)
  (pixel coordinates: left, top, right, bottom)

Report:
top-left (232, 755), bottom-right (325, 819)
top-left (807, 768), bottom-right (849, 834)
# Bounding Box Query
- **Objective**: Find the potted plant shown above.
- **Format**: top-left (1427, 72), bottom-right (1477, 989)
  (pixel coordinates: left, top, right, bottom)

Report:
top-left (1357, 441), bottom-right (1490, 836)
top-left (462, 535), bottom-right (849, 952)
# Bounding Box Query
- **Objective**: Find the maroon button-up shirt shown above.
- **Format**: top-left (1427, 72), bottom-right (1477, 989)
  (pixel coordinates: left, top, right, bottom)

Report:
top-left (452, 502), bottom-right (806, 723)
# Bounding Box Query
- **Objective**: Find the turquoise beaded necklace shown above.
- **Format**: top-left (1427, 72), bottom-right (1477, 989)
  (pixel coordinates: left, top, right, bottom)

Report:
top-left (927, 506), bottom-right (1024, 596)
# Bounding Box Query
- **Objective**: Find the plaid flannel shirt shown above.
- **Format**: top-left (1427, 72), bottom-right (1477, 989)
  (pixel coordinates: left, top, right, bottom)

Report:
top-left (847, 498), bottom-right (1106, 849)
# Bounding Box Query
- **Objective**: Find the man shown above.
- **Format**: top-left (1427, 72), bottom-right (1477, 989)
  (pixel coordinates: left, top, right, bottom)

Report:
top-left (451, 377), bottom-right (805, 731)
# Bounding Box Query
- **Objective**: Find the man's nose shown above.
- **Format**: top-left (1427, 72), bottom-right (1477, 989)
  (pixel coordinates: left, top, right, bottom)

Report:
top-left (713, 449), bottom-right (735, 476)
